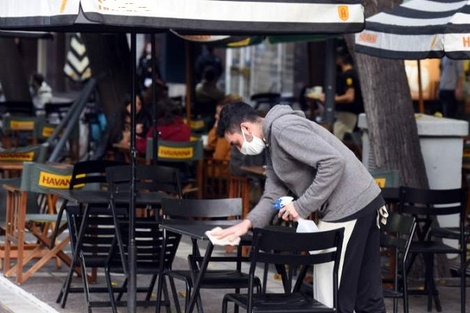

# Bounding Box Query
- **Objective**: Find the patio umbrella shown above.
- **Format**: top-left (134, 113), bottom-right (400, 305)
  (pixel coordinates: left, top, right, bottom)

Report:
top-left (0, 0), bottom-right (365, 311)
top-left (174, 33), bottom-right (340, 126)
top-left (355, 0), bottom-right (470, 112)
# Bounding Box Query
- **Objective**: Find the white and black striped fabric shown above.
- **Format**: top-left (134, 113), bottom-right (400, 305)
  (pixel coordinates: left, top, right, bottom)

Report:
top-left (64, 33), bottom-right (91, 82)
top-left (0, 0), bottom-right (364, 34)
top-left (355, 0), bottom-right (470, 60)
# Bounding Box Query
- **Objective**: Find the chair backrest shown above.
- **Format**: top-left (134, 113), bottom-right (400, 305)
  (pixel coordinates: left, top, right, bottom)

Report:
top-left (380, 212), bottom-right (416, 312)
top-left (2, 114), bottom-right (37, 134)
top-left (145, 138), bottom-right (204, 163)
top-left (105, 164), bottom-right (183, 273)
top-left (0, 101), bottom-right (35, 116)
top-left (399, 186), bottom-right (467, 216)
top-left (19, 162), bottom-right (73, 215)
top-left (202, 158), bottom-right (230, 199)
top-left (250, 92), bottom-right (281, 111)
top-left (380, 212), bottom-right (416, 252)
top-left (370, 169), bottom-right (401, 188)
top-left (187, 119), bottom-right (206, 134)
top-left (33, 118), bottom-right (67, 143)
top-left (106, 164), bottom-right (183, 199)
top-left (69, 159), bottom-right (127, 190)
top-left (20, 161), bottom-right (73, 194)
top-left (250, 227), bottom-right (344, 307)
top-left (228, 176), bottom-right (251, 218)
top-left (63, 161), bottom-right (129, 272)
top-left (399, 186), bottom-right (467, 243)
top-left (161, 198), bottom-right (243, 221)
top-left (0, 143), bottom-right (48, 163)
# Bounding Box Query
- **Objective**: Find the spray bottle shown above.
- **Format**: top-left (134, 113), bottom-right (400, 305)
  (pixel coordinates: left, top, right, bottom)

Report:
top-left (272, 196), bottom-right (319, 233)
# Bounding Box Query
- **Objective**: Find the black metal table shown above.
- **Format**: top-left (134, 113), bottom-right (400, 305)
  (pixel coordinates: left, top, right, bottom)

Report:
top-left (52, 189), bottom-right (169, 308)
top-left (158, 220), bottom-right (246, 313)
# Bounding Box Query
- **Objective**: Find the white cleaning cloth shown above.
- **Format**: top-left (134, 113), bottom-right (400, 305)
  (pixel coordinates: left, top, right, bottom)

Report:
top-left (205, 227), bottom-right (240, 246)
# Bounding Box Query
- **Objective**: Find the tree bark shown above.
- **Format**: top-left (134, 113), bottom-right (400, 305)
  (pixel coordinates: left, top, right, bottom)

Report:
top-left (351, 0), bottom-right (429, 189)
top-left (0, 38), bottom-right (32, 102)
top-left (81, 33), bottom-right (131, 147)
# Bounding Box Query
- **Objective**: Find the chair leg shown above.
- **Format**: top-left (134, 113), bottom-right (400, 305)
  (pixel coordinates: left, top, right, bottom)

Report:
top-left (424, 253), bottom-right (441, 312)
top-left (167, 276), bottom-right (182, 313)
top-left (104, 267), bottom-right (118, 313)
top-left (146, 274), bottom-right (158, 302)
top-left (57, 262), bottom-right (74, 305)
top-left (403, 261), bottom-right (409, 313)
top-left (116, 277), bottom-right (128, 301)
top-left (81, 259), bottom-right (95, 313)
top-left (161, 279), bottom-right (172, 313)
top-left (222, 296), bottom-right (229, 313)
top-left (461, 247), bottom-right (466, 313)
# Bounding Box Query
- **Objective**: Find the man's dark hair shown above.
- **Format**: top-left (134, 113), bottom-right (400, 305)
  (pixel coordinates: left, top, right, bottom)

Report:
top-left (217, 102), bottom-right (259, 138)
top-left (31, 73), bottom-right (44, 85)
top-left (337, 51), bottom-right (353, 66)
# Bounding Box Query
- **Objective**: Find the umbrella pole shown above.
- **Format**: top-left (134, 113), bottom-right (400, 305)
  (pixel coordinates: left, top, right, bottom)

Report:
top-left (185, 41), bottom-right (193, 123)
top-left (128, 32), bottom-right (138, 313)
top-left (417, 60), bottom-right (424, 113)
top-left (324, 38), bottom-right (337, 129)
top-left (151, 34), bottom-right (158, 164)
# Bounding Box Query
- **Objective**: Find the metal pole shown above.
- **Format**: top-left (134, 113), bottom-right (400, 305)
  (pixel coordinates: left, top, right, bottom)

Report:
top-left (324, 38), bottom-right (337, 129)
top-left (128, 32), bottom-right (137, 313)
top-left (47, 78), bottom-right (97, 162)
top-left (151, 34), bottom-right (158, 164)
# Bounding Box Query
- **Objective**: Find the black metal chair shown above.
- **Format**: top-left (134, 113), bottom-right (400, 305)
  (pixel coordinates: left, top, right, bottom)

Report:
top-left (160, 198), bottom-right (261, 313)
top-left (105, 164), bottom-right (183, 312)
top-left (55, 159), bottom-right (126, 311)
top-left (222, 227), bottom-right (344, 313)
top-left (380, 212), bottom-right (416, 313)
top-left (398, 186), bottom-right (467, 313)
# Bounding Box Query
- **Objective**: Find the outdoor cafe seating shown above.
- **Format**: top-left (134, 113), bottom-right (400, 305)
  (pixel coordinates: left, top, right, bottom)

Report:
top-left (56, 162), bottom-right (182, 312)
top-left (55, 159), bottom-right (127, 309)
top-left (2, 161), bottom-right (74, 284)
top-left (159, 197), bottom-right (261, 313)
top-left (398, 186), bottom-right (467, 313)
top-left (0, 143), bottom-right (48, 179)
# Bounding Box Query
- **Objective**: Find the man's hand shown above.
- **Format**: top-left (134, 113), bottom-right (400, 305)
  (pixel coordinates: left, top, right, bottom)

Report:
top-left (278, 202), bottom-right (299, 222)
top-left (210, 219), bottom-right (252, 242)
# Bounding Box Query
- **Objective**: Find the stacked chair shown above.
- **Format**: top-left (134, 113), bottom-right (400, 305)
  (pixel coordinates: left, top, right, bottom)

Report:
top-left (56, 160), bottom-right (126, 311)
top-left (105, 164), bottom-right (182, 312)
top-left (3, 161), bottom-right (74, 284)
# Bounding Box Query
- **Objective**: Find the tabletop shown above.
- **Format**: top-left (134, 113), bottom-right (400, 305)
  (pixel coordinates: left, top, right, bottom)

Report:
top-left (240, 165), bottom-right (266, 177)
top-left (52, 189), bottom-right (169, 205)
top-left (160, 220), bottom-right (241, 241)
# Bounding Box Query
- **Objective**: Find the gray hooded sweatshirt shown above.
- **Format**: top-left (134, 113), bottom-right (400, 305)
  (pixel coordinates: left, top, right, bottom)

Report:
top-left (246, 105), bottom-right (382, 229)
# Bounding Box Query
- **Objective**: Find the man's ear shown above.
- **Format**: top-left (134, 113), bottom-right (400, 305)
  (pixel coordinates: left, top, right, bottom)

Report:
top-left (240, 122), bottom-right (251, 133)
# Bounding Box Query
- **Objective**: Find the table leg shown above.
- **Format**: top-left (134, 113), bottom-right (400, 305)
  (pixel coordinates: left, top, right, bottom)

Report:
top-left (58, 204), bottom-right (90, 307)
top-left (186, 242), bottom-right (214, 313)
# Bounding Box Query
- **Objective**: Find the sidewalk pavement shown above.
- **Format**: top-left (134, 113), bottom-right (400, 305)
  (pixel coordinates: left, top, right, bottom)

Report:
top-left (0, 236), bottom-right (469, 313)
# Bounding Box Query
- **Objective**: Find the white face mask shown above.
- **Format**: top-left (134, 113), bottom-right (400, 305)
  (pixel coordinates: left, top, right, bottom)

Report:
top-left (240, 129), bottom-right (266, 155)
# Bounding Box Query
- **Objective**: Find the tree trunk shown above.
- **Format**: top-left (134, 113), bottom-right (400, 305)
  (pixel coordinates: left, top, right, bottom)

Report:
top-left (81, 33), bottom-right (131, 148)
top-left (350, 0), bottom-right (430, 189)
top-left (348, 0), bottom-right (450, 279)
top-left (0, 38), bottom-right (32, 102)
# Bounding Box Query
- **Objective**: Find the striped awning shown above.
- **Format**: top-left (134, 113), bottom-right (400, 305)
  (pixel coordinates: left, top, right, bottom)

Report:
top-left (0, 0), bottom-right (364, 35)
top-left (355, 0), bottom-right (470, 59)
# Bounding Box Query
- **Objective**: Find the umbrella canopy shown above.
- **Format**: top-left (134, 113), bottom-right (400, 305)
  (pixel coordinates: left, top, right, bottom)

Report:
top-left (355, 0), bottom-right (470, 60)
top-left (0, 1), bottom-right (366, 312)
top-left (0, 0), bottom-right (365, 34)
